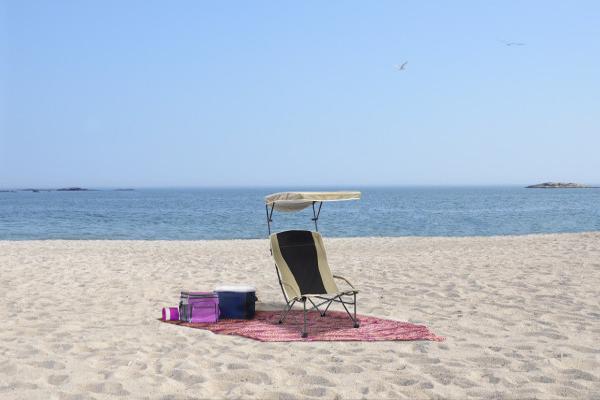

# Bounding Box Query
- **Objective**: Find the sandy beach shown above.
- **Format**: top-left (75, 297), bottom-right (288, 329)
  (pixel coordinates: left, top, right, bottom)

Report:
top-left (1, 232), bottom-right (599, 399)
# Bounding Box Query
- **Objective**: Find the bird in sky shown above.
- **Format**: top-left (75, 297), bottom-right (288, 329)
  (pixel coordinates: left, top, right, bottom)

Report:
top-left (396, 61), bottom-right (408, 71)
top-left (501, 40), bottom-right (526, 46)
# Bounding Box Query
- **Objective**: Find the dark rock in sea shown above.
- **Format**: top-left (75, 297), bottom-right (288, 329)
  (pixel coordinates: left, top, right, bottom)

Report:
top-left (114, 188), bottom-right (135, 191)
top-left (0, 190), bottom-right (17, 193)
top-left (526, 182), bottom-right (595, 189)
top-left (56, 187), bottom-right (89, 191)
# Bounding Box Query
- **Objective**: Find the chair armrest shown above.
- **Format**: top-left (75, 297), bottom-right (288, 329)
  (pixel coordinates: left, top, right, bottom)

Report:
top-left (333, 275), bottom-right (357, 291)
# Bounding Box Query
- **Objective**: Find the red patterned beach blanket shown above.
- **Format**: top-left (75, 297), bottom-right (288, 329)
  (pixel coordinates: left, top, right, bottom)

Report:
top-left (163, 310), bottom-right (443, 342)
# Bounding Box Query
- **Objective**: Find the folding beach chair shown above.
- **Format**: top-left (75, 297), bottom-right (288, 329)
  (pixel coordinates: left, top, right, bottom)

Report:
top-left (270, 229), bottom-right (359, 338)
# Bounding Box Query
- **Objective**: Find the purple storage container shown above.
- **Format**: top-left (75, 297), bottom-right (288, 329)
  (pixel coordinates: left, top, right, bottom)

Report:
top-left (179, 291), bottom-right (220, 323)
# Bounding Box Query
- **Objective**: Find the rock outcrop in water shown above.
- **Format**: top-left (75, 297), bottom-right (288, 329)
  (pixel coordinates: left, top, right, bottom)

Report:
top-left (526, 182), bottom-right (594, 189)
top-left (56, 187), bottom-right (89, 191)
top-left (7, 187), bottom-right (101, 192)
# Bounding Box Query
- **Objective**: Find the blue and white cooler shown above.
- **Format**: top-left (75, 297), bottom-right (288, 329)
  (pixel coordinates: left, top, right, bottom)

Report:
top-left (214, 285), bottom-right (257, 319)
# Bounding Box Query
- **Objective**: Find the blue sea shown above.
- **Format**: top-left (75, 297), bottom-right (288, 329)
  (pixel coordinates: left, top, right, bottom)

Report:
top-left (1, 187), bottom-right (600, 240)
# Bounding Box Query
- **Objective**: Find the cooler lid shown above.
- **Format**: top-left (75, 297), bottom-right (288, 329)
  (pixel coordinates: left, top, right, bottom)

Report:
top-left (181, 291), bottom-right (217, 297)
top-left (214, 285), bottom-right (256, 293)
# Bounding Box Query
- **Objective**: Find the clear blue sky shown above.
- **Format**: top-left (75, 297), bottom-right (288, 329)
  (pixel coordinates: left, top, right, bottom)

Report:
top-left (1, 1), bottom-right (599, 188)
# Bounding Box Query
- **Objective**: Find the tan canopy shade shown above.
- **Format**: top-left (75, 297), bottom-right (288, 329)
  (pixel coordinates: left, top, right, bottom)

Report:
top-left (265, 191), bottom-right (361, 212)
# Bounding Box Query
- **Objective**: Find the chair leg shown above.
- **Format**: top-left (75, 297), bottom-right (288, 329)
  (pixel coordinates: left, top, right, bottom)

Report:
top-left (322, 299), bottom-right (333, 317)
top-left (278, 300), bottom-right (295, 324)
top-left (353, 292), bottom-right (359, 328)
top-left (301, 298), bottom-right (308, 338)
top-left (340, 293), bottom-right (360, 328)
top-left (307, 297), bottom-right (325, 317)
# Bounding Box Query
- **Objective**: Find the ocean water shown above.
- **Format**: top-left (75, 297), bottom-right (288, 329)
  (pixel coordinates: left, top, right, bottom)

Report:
top-left (1, 187), bottom-right (599, 240)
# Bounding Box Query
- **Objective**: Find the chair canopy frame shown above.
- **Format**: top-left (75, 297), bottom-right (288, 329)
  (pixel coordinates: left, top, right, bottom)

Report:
top-left (264, 191), bottom-right (360, 235)
top-left (265, 200), bottom-right (323, 235)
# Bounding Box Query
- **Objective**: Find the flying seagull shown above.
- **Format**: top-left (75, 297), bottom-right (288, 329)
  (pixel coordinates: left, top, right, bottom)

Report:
top-left (501, 40), bottom-right (525, 46)
top-left (396, 61), bottom-right (408, 71)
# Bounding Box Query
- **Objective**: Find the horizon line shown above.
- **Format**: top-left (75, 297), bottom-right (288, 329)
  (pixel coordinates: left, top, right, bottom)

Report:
top-left (3, 183), bottom-right (600, 191)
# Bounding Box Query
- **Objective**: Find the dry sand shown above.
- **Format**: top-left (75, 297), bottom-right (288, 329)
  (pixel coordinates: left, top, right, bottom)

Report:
top-left (1, 233), bottom-right (599, 399)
